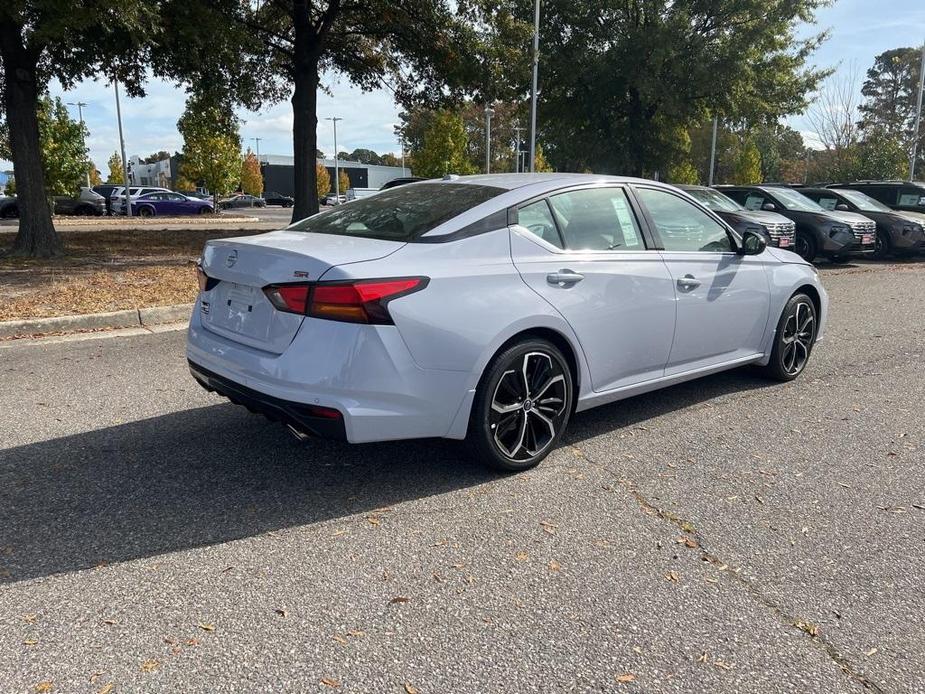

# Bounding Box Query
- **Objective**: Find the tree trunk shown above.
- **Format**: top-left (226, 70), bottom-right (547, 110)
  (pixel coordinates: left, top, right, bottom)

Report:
top-left (0, 22), bottom-right (62, 257)
top-left (290, 0), bottom-right (321, 223)
top-left (291, 67), bottom-right (320, 222)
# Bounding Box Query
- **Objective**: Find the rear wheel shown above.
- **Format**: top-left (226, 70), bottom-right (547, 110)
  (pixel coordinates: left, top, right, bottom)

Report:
top-left (468, 339), bottom-right (573, 472)
top-left (873, 230), bottom-right (892, 259)
top-left (199, 206), bottom-right (213, 215)
top-left (138, 206), bottom-right (154, 218)
top-left (759, 293), bottom-right (817, 382)
top-left (794, 233), bottom-right (816, 262)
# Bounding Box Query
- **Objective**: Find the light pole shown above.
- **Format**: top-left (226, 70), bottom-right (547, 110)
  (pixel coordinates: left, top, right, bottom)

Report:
top-left (708, 115), bottom-right (718, 186)
top-left (400, 138), bottom-right (407, 176)
top-left (484, 104), bottom-right (495, 174)
top-left (112, 81), bottom-right (132, 217)
top-left (513, 125), bottom-right (524, 173)
top-left (910, 40), bottom-right (925, 180)
top-left (250, 137), bottom-right (262, 160)
top-left (325, 117), bottom-right (343, 203)
top-left (528, 0), bottom-right (541, 173)
top-left (68, 101), bottom-right (90, 187)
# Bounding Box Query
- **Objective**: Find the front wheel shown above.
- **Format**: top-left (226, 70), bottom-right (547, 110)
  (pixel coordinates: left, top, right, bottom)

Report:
top-left (468, 339), bottom-right (573, 472)
top-left (759, 294), bottom-right (817, 382)
top-left (138, 206), bottom-right (154, 218)
top-left (873, 231), bottom-right (891, 259)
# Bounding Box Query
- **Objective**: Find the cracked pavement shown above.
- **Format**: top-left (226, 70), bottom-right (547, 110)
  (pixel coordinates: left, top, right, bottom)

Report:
top-left (1, 259), bottom-right (923, 693)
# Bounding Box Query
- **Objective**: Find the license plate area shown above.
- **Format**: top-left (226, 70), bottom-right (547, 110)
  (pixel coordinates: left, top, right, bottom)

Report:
top-left (862, 234), bottom-right (873, 245)
top-left (205, 282), bottom-right (273, 340)
top-left (778, 237), bottom-right (790, 247)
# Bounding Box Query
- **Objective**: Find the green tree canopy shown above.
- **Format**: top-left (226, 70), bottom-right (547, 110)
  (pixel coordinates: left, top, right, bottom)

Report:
top-left (523, 0), bottom-right (829, 176)
top-left (177, 89), bottom-right (242, 201)
top-left (412, 110), bottom-right (477, 178)
top-left (1, 0), bottom-right (157, 256)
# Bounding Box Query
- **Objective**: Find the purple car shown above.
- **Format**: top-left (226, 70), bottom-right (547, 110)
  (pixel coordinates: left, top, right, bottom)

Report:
top-left (128, 192), bottom-right (215, 217)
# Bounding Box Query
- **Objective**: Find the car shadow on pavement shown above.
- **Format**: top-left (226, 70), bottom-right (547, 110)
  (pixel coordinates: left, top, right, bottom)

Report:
top-left (0, 367), bottom-right (778, 585)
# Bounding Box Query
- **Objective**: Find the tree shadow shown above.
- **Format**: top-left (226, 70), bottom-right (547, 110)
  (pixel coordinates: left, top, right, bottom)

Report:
top-left (0, 367), bottom-right (780, 585)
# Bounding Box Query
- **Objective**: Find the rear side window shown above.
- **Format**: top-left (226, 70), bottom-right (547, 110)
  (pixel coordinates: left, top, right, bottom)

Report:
top-left (289, 183), bottom-right (505, 241)
top-left (548, 187), bottom-right (644, 251)
top-left (517, 200), bottom-right (563, 248)
top-left (899, 187), bottom-right (925, 207)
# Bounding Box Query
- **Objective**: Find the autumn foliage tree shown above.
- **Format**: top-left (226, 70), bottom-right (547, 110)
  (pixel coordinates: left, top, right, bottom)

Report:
top-left (107, 153), bottom-right (124, 183)
top-left (240, 149), bottom-right (263, 196)
top-left (315, 163), bottom-right (330, 202)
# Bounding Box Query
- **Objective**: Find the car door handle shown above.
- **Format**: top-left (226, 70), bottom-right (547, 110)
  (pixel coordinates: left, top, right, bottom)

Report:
top-left (677, 274), bottom-right (701, 290)
top-left (547, 270), bottom-right (585, 286)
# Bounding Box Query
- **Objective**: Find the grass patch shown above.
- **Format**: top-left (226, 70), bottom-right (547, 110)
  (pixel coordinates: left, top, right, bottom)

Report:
top-left (0, 228), bottom-right (264, 321)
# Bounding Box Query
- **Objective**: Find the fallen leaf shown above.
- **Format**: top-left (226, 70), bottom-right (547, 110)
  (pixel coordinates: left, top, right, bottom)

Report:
top-left (100, 619), bottom-right (117, 626)
top-left (696, 651), bottom-right (709, 664)
top-left (275, 609), bottom-right (288, 618)
top-left (865, 647), bottom-right (878, 657)
top-left (676, 536), bottom-right (698, 549)
top-left (34, 682), bottom-right (53, 693)
top-left (404, 683), bottom-right (420, 694)
top-left (367, 516), bottom-right (380, 527)
top-left (332, 530), bottom-right (347, 537)
top-left (755, 495), bottom-right (764, 504)
top-left (451, 563), bottom-right (466, 569)
top-left (197, 623), bottom-right (215, 632)
top-left (515, 552), bottom-right (529, 561)
top-left (615, 672), bottom-right (636, 683)
top-left (140, 659), bottom-right (159, 673)
top-left (186, 638), bottom-right (200, 647)
top-left (548, 560), bottom-right (561, 572)
top-left (98, 684), bottom-right (114, 694)
top-left (332, 634), bottom-right (348, 645)
top-left (320, 677), bottom-right (340, 688)
top-left (665, 571), bottom-right (680, 583)
top-left (539, 520), bottom-right (558, 534)
top-left (23, 638), bottom-right (38, 646)
top-left (88, 672), bottom-right (104, 684)
top-left (713, 660), bottom-right (734, 670)
top-left (389, 596), bottom-right (410, 604)
top-left (220, 566), bottom-right (233, 573)
top-left (22, 613), bottom-right (37, 624)
top-left (347, 630), bottom-right (365, 638)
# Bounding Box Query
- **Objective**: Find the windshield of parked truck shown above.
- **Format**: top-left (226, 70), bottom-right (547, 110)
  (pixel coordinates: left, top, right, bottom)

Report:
top-left (767, 187), bottom-right (824, 212)
top-left (833, 189), bottom-right (892, 212)
top-left (685, 188), bottom-right (743, 213)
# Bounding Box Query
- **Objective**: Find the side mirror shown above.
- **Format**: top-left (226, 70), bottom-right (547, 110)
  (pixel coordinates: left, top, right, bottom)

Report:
top-left (835, 203), bottom-right (850, 211)
top-left (739, 229), bottom-right (767, 255)
top-left (761, 202), bottom-right (776, 211)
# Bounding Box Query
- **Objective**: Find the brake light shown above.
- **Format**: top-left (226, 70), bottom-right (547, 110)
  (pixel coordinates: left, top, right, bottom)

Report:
top-left (196, 264), bottom-right (219, 292)
top-left (262, 277), bottom-right (428, 324)
top-left (264, 284), bottom-right (311, 314)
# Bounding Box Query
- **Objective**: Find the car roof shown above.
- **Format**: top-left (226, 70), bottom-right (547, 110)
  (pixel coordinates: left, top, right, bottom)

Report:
top-left (422, 173), bottom-right (682, 195)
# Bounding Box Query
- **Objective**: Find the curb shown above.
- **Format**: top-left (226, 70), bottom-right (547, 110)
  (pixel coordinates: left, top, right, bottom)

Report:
top-left (0, 303), bottom-right (193, 340)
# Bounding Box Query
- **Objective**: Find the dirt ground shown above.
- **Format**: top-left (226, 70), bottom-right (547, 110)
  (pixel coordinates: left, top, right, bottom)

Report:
top-left (0, 228), bottom-right (264, 321)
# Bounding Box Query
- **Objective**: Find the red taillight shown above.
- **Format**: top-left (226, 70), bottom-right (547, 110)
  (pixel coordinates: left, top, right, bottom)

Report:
top-left (263, 277), bottom-right (428, 323)
top-left (264, 284), bottom-right (311, 314)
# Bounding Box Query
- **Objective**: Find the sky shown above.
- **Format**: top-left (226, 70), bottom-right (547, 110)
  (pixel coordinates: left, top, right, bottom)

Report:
top-left (2, 0), bottom-right (925, 173)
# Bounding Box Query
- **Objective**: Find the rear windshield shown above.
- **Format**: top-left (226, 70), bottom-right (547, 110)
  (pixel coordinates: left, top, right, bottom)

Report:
top-left (288, 182), bottom-right (506, 241)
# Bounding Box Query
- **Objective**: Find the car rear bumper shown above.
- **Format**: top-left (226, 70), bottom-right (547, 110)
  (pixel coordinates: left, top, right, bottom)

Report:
top-left (186, 300), bottom-right (472, 443)
top-left (189, 360), bottom-right (347, 440)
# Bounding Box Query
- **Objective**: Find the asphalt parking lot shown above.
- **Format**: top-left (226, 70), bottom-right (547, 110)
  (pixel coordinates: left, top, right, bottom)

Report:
top-left (1, 259), bottom-right (923, 693)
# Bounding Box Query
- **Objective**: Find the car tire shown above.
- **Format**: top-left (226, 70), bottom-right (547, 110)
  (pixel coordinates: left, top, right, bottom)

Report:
top-left (468, 338), bottom-right (573, 472)
top-left (794, 233), bottom-right (816, 263)
top-left (873, 230), bottom-right (892, 259)
top-left (138, 206), bottom-right (154, 218)
top-left (199, 206), bottom-right (213, 215)
top-left (759, 293), bottom-right (817, 382)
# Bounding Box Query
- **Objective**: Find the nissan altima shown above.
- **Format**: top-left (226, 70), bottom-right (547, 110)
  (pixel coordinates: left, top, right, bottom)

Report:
top-left (188, 174), bottom-right (827, 471)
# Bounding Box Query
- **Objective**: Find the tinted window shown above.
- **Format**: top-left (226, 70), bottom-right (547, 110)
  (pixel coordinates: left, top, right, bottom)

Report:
top-left (518, 200), bottom-right (562, 248)
top-left (288, 183), bottom-right (505, 241)
top-left (548, 187), bottom-right (644, 251)
top-left (636, 187), bottom-right (732, 252)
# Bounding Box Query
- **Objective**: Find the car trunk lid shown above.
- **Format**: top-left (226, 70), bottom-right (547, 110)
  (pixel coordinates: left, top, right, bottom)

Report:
top-left (199, 231), bottom-right (405, 353)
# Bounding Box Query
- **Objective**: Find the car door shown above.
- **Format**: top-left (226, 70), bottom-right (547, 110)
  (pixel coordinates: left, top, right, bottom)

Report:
top-left (633, 185), bottom-right (771, 375)
top-left (510, 186), bottom-right (677, 393)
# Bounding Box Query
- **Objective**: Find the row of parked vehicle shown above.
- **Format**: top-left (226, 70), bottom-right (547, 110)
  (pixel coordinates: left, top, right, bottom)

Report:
top-left (680, 180), bottom-right (925, 263)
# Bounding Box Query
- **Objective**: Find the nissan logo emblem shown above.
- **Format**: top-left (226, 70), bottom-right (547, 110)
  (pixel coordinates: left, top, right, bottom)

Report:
top-left (225, 250), bottom-right (238, 268)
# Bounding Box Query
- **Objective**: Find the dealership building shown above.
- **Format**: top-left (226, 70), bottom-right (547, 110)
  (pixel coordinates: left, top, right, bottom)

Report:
top-left (259, 155), bottom-right (410, 196)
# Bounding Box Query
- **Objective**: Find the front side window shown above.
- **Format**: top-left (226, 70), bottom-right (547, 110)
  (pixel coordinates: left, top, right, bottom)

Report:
top-left (548, 187), bottom-right (644, 251)
top-left (288, 182), bottom-right (505, 241)
top-left (766, 187), bottom-right (824, 212)
top-left (517, 200), bottom-right (563, 248)
top-left (636, 187), bottom-right (733, 253)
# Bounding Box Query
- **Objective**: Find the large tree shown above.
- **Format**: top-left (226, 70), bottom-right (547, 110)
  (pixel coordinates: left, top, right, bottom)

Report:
top-left (0, 0), bottom-right (155, 256)
top-left (858, 47), bottom-right (925, 175)
top-left (157, 0), bottom-right (472, 223)
top-left (177, 89), bottom-right (242, 204)
top-left (528, 0), bottom-right (829, 176)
